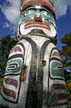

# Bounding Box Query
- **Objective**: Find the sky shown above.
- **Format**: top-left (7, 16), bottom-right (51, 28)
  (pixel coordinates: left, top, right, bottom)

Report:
top-left (0, 0), bottom-right (71, 49)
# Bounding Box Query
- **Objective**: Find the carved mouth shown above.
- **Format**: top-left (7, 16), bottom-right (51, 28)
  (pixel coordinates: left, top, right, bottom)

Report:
top-left (24, 21), bottom-right (50, 30)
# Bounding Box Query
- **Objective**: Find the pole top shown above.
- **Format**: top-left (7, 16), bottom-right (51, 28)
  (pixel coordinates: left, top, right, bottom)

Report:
top-left (20, 0), bottom-right (55, 16)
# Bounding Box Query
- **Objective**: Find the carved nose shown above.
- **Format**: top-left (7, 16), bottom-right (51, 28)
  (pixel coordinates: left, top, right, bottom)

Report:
top-left (34, 14), bottom-right (42, 22)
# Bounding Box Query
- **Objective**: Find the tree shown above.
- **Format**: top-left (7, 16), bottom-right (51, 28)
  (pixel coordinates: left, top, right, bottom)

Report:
top-left (60, 33), bottom-right (71, 75)
top-left (60, 32), bottom-right (71, 108)
top-left (0, 35), bottom-right (17, 77)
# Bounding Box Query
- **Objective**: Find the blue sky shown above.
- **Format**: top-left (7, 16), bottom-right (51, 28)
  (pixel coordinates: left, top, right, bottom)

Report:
top-left (0, 0), bottom-right (71, 49)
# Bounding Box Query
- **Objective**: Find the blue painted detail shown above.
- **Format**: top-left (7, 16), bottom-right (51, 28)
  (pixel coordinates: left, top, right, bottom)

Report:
top-left (5, 57), bottom-right (23, 75)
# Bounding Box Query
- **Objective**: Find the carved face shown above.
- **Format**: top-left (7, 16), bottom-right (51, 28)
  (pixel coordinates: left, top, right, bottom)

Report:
top-left (18, 6), bottom-right (57, 38)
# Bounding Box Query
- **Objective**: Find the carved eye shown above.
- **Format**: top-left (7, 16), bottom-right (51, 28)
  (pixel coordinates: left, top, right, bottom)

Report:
top-left (41, 11), bottom-right (51, 20)
top-left (24, 8), bottom-right (36, 17)
top-left (44, 11), bottom-right (51, 18)
top-left (44, 12), bottom-right (51, 18)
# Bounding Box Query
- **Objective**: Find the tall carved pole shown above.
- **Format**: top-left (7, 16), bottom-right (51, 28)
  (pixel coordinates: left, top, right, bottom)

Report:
top-left (1, 0), bottom-right (67, 108)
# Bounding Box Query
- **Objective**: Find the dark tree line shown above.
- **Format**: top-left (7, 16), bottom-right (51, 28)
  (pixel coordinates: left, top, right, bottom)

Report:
top-left (0, 35), bottom-right (17, 77)
top-left (60, 33), bottom-right (71, 81)
top-left (59, 32), bottom-right (71, 108)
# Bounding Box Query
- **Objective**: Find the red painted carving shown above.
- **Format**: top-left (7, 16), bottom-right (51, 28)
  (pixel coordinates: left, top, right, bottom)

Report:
top-left (3, 87), bottom-right (16, 99)
top-left (4, 78), bottom-right (18, 88)
top-left (24, 21), bottom-right (50, 30)
top-left (51, 84), bottom-right (66, 90)
top-left (10, 46), bottom-right (22, 54)
top-left (21, 0), bottom-right (55, 15)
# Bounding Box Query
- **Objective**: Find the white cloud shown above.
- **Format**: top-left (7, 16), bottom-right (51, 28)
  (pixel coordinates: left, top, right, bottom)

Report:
top-left (0, 0), bottom-right (71, 33)
top-left (0, 0), bottom-right (20, 33)
top-left (1, 0), bottom-right (20, 23)
top-left (54, 0), bottom-right (71, 18)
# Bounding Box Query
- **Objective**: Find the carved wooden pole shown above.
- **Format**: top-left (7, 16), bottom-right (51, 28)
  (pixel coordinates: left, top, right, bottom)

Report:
top-left (1, 0), bottom-right (67, 108)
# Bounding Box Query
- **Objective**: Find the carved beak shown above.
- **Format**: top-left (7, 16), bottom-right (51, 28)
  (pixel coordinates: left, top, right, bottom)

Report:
top-left (34, 13), bottom-right (42, 22)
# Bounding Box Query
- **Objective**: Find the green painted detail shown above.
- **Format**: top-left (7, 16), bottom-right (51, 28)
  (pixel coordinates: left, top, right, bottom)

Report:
top-left (49, 0), bottom-right (54, 7)
top-left (19, 7), bottom-right (55, 26)
top-left (5, 58), bottom-right (23, 75)
top-left (50, 61), bottom-right (64, 79)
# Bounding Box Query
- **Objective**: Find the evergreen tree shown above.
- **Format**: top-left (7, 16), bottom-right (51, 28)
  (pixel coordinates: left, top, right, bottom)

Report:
top-left (0, 35), bottom-right (17, 77)
top-left (60, 32), bottom-right (71, 107)
top-left (60, 33), bottom-right (71, 75)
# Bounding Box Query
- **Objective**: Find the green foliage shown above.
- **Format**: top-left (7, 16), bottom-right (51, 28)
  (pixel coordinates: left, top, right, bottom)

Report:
top-left (62, 46), bottom-right (71, 57)
top-left (60, 32), bottom-right (71, 73)
top-left (0, 35), bottom-right (17, 77)
top-left (60, 32), bottom-right (71, 108)
top-left (61, 32), bottom-right (71, 45)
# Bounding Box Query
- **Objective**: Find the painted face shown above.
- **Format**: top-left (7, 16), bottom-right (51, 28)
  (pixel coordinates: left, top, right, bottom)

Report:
top-left (18, 6), bottom-right (57, 38)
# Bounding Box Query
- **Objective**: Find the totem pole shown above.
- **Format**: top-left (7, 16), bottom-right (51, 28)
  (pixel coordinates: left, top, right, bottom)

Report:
top-left (1, 0), bottom-right (67, 108)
